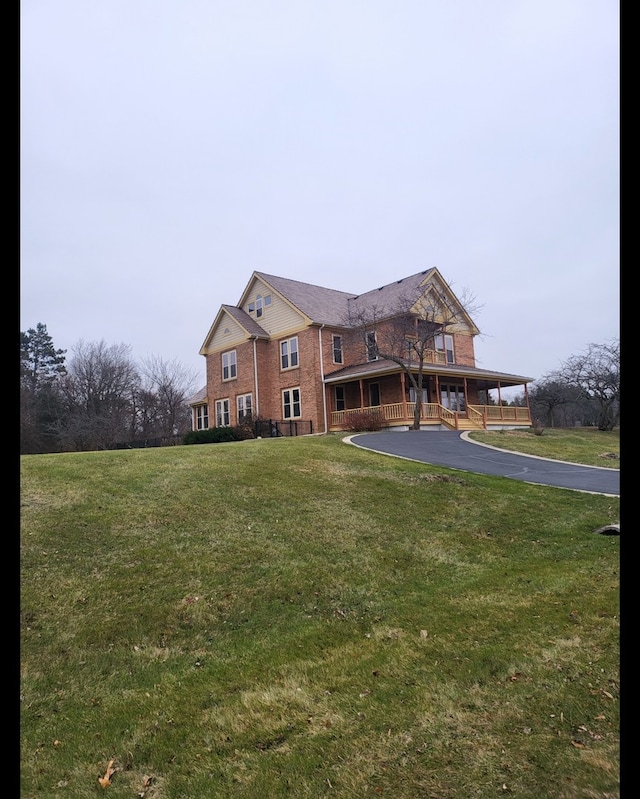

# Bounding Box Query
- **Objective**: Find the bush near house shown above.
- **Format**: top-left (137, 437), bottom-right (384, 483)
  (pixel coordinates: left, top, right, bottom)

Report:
top-left (183, 427), bottom-right (246, 445)
top-left (342, 410), bottom-right (385, 432)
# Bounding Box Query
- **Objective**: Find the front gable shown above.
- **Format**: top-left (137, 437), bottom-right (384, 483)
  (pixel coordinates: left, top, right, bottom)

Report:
top-left (199, 305), bottom-right (266, 356)
top-left (349, 267), bottom-right (480, 336)
top-left (414, 270), bottom-right (480, 335)
top-left (237, 273), bottom-right (312, 337)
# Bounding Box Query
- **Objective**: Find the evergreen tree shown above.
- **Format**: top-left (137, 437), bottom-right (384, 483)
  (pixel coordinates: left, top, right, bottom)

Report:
top-left (20, 324), bottom-right (67, 453)
top-left (20, 323), bottom-right (67, 392)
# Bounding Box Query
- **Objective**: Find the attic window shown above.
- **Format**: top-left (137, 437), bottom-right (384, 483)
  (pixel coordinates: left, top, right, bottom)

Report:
top-left (224, 327), bottom-right (231, 335)
top-left (250, 294), bottom-right (271, 316)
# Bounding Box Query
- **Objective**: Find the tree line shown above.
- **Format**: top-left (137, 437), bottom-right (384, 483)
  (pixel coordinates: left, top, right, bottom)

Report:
top-left (20, 324), bottom-right (199, 453)
top-left (20, 323), bottom-right (619, 454)
top-left (511, 339), bottom-right (620, 431)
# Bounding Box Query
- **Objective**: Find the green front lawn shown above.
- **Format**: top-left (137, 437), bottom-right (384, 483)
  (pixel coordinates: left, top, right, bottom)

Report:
top-left (21, 434), bottom-right (620, 798)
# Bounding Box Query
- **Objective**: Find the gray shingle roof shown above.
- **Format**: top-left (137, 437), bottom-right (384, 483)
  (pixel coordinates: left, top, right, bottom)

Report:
top-left (221, 304), bottom-right (269, 337)
top-left (254, 269), bottom-right (444, 327)
top-left (348, 268), bottom-right (436, 319)
top-left (188, 385), bottom-right (207, 404)
top-left (254, 272), bottom-right (356, 326)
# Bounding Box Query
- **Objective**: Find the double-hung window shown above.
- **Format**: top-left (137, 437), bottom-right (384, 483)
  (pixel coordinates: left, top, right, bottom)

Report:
top-left (282, 387), bottom-right (301, 419)
top-left (332, 335), bottom-right (343, 364)
top-left (222, 350), bottom-right (237, 380)
top-left (280, 337), bottom-right (299, 370)
top-left (237, 394), bottom-right (252, 422)
top-left (434, 334), bottom-right (454, 364)
top-left (195, 405), bottom-right (209, 430)
top-left (366, 332), bottom-right (378, 362)
top-left (215, 399), bottom-right (230, 427)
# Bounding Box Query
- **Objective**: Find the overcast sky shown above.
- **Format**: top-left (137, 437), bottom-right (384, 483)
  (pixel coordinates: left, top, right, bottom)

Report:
top-left (20, 0), bottom-right (619, 396)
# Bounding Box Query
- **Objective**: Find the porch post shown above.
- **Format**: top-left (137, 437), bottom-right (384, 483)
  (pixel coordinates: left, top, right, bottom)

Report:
top-left (401, 371), bottom-right (407, 421)
top-left (359, 379), bottom-right (365, 410)
top-left (463, 377), bottom-right (468, 412)
top-left (497, 382), bottom-right (503, 419)
top-left (524, 382), bottom-right (531, 422)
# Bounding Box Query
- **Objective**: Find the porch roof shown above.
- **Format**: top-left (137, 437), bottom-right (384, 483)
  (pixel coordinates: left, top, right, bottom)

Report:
top-left (187, 386), bottom-right (208, 406)
top-left (323, 359), bottom-right (534, 390)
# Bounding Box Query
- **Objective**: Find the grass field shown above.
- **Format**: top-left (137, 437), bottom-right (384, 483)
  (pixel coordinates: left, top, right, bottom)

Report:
top-left (20, 431), bottom-right (620, 798)
top-left (467, 427), bottom-right (619, 469)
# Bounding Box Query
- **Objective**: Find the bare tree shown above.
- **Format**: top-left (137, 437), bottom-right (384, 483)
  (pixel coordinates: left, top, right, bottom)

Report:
top-left (552, 339), bottom-right (620, 431)
top-left (56, 340), bottom-right (140, 450)
top-left (347, 283), bottom-right (482, 429)
top-left (138, 355), bottom-right (198, 437)
top-left (527, 379), bottom-right (581, 428)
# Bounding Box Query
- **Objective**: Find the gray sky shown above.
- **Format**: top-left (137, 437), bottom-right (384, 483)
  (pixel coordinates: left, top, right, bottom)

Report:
top-left (21, 0), bottom-right (619, 397)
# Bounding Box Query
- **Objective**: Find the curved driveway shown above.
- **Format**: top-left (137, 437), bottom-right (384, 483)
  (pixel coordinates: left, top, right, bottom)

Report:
top-left (348, 431), bottom-right (620, 496)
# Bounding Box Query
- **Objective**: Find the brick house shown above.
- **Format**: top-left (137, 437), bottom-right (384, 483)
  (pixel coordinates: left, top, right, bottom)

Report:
top-left (189, 269), bottom-right (533, 434)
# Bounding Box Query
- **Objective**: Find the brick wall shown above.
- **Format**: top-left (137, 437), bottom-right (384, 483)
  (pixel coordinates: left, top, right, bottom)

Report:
top-left (453, 333), bottom-right (475, 366)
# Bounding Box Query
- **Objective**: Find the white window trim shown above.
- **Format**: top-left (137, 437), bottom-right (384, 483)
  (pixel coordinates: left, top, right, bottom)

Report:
top-left (282, 387), bottom-right (301, 419)
top-left (215, 398), bottom-right (230, 427)
top-left (332, 335), bottom-right (343, 364)
top-left (366, 332), bottom-right (378, 362)
top-left (195, 405), bottom-right (209, 430)
top-left (222, 350), bottom-right (237, 381)
top-left (280, 336), bottom-right (299, 370)
top-left (435, 333), bottom-right (455, 364)
top-left (237, 393), bottom-right (253, 421)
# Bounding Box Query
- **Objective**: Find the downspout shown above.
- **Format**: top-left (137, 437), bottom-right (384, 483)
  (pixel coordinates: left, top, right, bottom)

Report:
top-left (318, 325), bottom-right (328, 433)
top-left (253, 337), bottom-right (260, 416)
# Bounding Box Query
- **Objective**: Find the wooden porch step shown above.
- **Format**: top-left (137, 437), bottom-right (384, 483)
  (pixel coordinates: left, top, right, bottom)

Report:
top-left (441, 417), bottom-right (485, 431)
top-left (456, 419), bottom-right (484, 429)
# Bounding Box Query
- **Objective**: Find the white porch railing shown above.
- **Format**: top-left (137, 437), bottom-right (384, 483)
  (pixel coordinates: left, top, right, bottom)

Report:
top-left (330, 402), bottom-right (531, 429)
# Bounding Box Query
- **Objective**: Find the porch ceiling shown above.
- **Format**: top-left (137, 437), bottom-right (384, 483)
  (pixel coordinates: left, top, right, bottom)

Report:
top-left (323, 359), bottom-right (534, 389)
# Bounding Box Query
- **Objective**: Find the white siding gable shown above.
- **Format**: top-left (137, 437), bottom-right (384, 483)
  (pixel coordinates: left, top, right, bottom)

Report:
top-left (241, 278), bottom-right (307, 337)
top-left (205, 314), bottom-right (247, 353)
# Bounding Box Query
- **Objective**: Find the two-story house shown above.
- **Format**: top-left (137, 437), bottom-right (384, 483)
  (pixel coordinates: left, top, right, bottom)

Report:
top-left (190, 269), bottom-right (533, 434)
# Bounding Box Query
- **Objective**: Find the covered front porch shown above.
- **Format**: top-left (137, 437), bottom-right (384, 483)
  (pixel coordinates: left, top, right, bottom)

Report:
top-left (325, 360), bottom-right (534, 432)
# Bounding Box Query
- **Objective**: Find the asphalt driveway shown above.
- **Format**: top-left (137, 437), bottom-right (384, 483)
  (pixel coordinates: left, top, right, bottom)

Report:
top-left (348, 431), bottom-right (620, 496)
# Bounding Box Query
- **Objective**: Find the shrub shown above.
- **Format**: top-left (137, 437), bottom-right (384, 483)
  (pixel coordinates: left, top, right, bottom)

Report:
top-left (343, 411), bottom-right (384, 432)
top-left (183, 427), bottom-right (245, 445)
